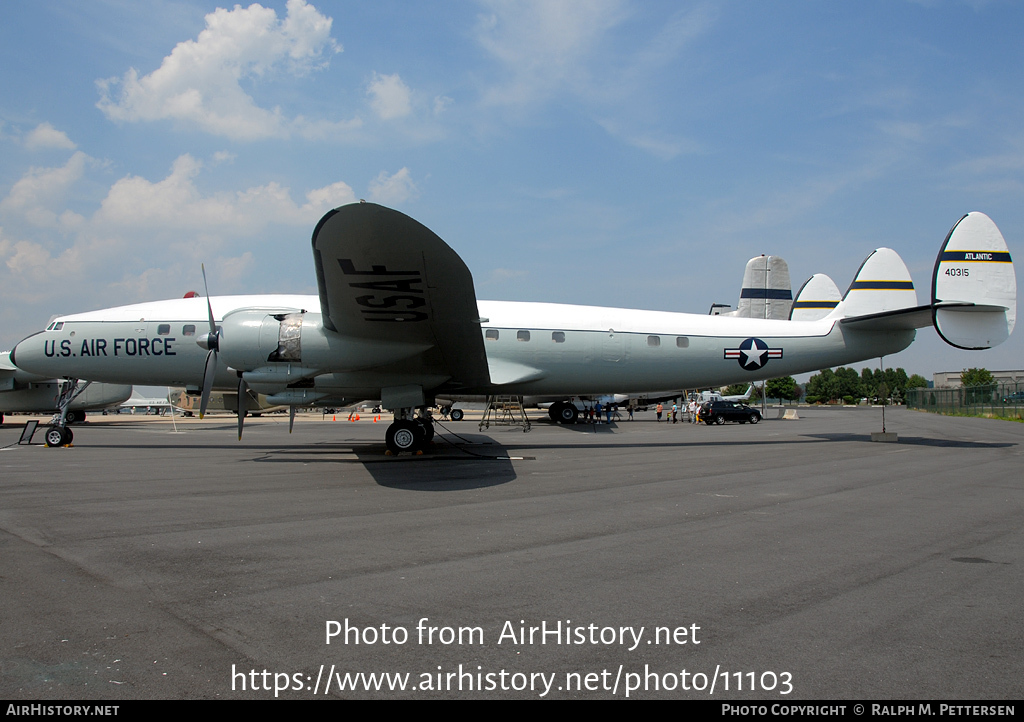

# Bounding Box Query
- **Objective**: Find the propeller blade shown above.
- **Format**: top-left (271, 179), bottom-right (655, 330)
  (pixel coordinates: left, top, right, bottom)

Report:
top-left (289, 406), bottom-right (296, 433)
top-left (199, 349), bottom-right (217, 419)
top-left (237, 376), bottom-right (248, 440)
top-left (201, 263), bottom-right (217, 336)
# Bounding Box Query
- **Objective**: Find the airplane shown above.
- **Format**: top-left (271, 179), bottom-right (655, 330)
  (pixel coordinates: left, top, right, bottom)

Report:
top-left (168, 387), bottom-right (284, 417)
top-left (0, 351), bottom-right (132, 429)
top-left (9, 204), bottom-right (1016, 453)
top-left (119, 391), bottom-right (173, 413)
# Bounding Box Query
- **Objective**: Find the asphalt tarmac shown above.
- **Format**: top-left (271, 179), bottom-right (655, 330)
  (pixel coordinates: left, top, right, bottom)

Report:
top-left (1, 407), bottom-right (1021, 700)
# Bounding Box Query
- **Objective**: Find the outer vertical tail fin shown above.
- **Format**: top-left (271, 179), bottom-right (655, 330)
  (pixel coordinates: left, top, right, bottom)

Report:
top-left (790, 273), bottom-right (841, 321)
top-left (932, 212), bottom-right (1016, 349)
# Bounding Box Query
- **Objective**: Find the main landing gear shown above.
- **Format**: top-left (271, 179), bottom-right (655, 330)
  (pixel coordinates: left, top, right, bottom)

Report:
top-left (385, 410), bottom-right (435, 455)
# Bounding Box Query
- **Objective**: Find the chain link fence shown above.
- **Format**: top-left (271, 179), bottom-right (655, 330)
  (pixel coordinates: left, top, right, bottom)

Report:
top-left (907, 382), bottom-right (1024, 419)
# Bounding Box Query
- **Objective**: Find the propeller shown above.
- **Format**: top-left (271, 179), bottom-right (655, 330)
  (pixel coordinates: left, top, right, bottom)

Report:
top-left (237, 374), bottom-right (248, 440)
top-left (196, 264), bottom-right (220, 419)
top-left (289, 405), bottom-right (296, 434)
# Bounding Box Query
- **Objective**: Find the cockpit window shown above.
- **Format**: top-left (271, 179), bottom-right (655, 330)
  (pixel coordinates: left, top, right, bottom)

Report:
top-left (53, 322), bottom-right (64, 331)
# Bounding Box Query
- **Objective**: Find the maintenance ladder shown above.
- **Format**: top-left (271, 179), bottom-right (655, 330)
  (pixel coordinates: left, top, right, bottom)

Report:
top-left (479, 395), bottom-right (532, 432)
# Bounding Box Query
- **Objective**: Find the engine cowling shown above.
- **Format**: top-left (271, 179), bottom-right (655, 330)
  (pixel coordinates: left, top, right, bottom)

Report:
top-left (214, 308), bottom-right (431, 383)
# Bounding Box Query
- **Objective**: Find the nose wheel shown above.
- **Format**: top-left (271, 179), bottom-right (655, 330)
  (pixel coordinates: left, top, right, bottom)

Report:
top-left (45, 426), bottom-right (73, 447)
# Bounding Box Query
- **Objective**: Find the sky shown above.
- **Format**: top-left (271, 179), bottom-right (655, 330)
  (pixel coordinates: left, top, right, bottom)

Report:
top-left (2, 0), bottom-right (1022, 382)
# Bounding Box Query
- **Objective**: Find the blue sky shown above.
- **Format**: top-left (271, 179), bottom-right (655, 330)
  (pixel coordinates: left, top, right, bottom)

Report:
top-left (2, 0), bottom-right (1022, 380)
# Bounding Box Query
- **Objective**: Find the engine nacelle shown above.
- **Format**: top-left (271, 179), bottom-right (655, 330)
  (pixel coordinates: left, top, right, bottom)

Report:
top-left (216, 309), bottom-right (430, 379)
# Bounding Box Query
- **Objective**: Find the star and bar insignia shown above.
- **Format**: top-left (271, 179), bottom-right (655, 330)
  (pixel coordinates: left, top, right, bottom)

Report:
top-left (724, 337), bottom-right (783, 371)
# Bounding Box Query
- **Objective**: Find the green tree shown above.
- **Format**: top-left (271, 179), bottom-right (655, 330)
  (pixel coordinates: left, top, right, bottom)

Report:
top-left (961, 368), bottom-right (994, 386)
top-left (835, 367), bottom-right (863, 401)
top-left (765, 376), bottom-right (798, 403)
top-left (807, 369), bottom-right (841, 403)
top-left (961, 368), bottom-right (995, 405)
top-left (906, 374), bottom-right (928, 390)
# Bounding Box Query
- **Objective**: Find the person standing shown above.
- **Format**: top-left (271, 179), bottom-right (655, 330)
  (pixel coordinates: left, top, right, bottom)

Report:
top-left (656, 403), bottom-right (663, 422)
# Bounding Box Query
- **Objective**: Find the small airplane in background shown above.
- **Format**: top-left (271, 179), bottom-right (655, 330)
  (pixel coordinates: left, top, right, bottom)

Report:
top-left (0, 351), bottom-right (131, 431)
top-left (10, 205), bottom-right (1016, 452)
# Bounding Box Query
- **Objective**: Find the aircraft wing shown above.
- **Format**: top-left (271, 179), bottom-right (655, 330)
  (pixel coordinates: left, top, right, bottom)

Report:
top-left (311, 203), bottom-right (491, 390)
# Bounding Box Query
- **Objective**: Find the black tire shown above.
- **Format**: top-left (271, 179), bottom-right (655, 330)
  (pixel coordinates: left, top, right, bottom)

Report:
top-left (715, 415), bottom-right (725, 425)
top-left (386, 420), bottom-right (420, 454)
top-left (45, 426), bottom-right (68, 447)
top-left (65, 410), bottom-right (85, 424)
top-left (450, 408), bottom-right (464, 421)
top-left (550, 402), bottom-right (578, 424)
top-left (749, 413), bottom-right (760, 424)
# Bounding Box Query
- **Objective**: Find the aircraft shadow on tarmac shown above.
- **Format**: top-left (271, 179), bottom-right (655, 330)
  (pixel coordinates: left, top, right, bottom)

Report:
top-left (546, 420), bottom-right (622, 434)
top-left (804, 432), bottom-right (1015, 449)
top-left (250, 431), bottom-right (522, 491)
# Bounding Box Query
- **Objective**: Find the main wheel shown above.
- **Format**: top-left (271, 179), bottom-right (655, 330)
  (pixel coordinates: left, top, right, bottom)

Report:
top-left (749, 413), bottom-right (760, 424)
top-left (550, 401), bottom-right (578, 424)
top-left (45, 426), bottom-right (69, 447)
top-left (714, 415), bottom-right (725, 425)
top-left (450, 408), bottom-right (464, 421)
top-left (386, 420), bottom-right (420, 454)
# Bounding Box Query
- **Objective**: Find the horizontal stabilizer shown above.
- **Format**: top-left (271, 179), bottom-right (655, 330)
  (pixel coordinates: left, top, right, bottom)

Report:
top-left (932, 212), bottom-right (1016, 349)
top-left (790, 274), bottom-right (841, 321)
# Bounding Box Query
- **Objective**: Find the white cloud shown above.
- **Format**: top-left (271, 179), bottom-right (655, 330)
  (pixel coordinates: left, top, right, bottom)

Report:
top-left (433, 95), bottom-right (454, 116)
top-left (95, 0), bottom-right (347, 140)
top-left (474, 0), bottom-right (629, 106)
top-left (93, 154), bottom-right (355, 231)
top-left (367, 72), bottom-right (412, 120)
top-left (24, 122), bottom-right (76, 150)
top-left (0, 152), bottom-right (358, 308)
top-left (0, 151), bottom-right (89, 227)
top-left (368, 168), bottom-right (419, 205)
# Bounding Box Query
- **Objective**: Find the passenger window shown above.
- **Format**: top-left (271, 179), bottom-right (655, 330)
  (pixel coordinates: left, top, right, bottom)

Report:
top-left (647, 335), bottom-right (661, 347)
top-left (183, 324), bottom-right (196, 336)
top-left (551, 331), bottom-right (565, 343)
top-left (517, 330), bottom-right (531, 342)
top-left (485, 329), bottom-right (499, 341)
top-left (676, 337), bottom-right (689, 348)
top-left (157, 324), bottom-right (171, 336)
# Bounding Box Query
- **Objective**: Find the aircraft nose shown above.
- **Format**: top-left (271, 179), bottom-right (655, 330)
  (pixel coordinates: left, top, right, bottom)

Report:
top-left (10, 331), bottom-right (47, 374)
